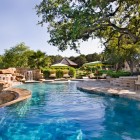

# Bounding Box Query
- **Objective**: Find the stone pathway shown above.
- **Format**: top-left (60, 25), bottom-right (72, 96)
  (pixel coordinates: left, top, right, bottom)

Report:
top-left (77, 79), bottom-right (140, 101)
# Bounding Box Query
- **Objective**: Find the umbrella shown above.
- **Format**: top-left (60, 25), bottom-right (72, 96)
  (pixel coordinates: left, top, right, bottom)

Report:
top-left (51, 63), bottom-right (68, 67)
top-left (83, 61), bottom-right (103, 66)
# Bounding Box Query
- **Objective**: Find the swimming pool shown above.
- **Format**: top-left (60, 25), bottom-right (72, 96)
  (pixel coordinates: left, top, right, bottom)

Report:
top-left (0, 82), bottom-right (140, 140)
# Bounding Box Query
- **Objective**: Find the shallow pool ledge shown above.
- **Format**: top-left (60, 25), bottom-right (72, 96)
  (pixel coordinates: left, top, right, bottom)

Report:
top-left (0, 88), bottom-right (31, 108)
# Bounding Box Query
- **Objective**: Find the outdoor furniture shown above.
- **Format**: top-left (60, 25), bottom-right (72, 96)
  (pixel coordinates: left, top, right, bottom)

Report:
top-left (88, 73), bottom-right (96, 79)
top-left (82, 76), bottom-right (89, 79)
top-left (49, 73), bottom-right (56, 79)
top-left (63, 73), bottom-right (70, 78)
top-left (99, 74), bottom-right (107, 79)
top-left (135, 75), bottom-right (140, 90)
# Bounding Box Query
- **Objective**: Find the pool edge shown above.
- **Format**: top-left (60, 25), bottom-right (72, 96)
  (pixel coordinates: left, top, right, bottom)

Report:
top-left (0, 88), bottom-right (31, 108)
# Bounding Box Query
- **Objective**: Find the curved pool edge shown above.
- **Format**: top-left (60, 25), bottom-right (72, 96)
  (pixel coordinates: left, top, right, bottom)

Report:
top-left (0, 88), bottom-right (31, 108)
top-left (77, 85), bottom-right (140, 101)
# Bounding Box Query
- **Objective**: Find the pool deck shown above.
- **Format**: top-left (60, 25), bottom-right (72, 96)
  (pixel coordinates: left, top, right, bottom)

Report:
top-left (77, 79), bottom-right (140, 101)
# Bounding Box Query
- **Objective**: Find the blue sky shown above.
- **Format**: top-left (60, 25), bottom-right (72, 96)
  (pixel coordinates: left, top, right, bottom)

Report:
top-left (0, 0), bottom-right (104, 57)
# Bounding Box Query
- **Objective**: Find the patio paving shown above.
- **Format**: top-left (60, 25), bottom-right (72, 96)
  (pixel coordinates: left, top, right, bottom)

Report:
top-left (77, 79), bottom-right (140, 101)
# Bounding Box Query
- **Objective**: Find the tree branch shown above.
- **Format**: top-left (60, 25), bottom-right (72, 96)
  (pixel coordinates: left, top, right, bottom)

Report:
top-left (106, 5), bottom-right (121, 17)
top-left (108, 20), bottom-right (140, 43)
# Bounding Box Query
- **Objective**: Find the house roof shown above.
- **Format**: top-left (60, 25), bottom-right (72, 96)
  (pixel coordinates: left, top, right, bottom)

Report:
top-left (60, 58), bottom-right (77, 66)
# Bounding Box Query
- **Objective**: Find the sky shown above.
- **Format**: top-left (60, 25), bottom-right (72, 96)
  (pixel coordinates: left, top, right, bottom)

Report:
top-left (0, 0), bottom-right (104, 57)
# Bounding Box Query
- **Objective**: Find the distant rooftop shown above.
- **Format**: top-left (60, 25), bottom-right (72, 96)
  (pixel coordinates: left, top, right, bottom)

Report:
top-left (59, 58), bottom-right (77, 67)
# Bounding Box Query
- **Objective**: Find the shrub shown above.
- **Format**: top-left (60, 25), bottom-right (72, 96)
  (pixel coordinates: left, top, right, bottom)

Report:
top-left (91, 67), bottom-right (96, 72)
top-left (56, 69), bottom-right (63, 78)
top-left (42, 68), bottom-right (50, 79)
top-left (63, 69), bottom-right (69, 74)
top-left (107, 71), bottom-right (131, 78)
top-left (50, 69), bottom-right (56, 74)
top-left (76, 74), bottom-right (82, 79)
top-left (69, 67), bottom-right (76, 78)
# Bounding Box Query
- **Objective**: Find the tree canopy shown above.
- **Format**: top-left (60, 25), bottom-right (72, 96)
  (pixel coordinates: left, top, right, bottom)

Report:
top-left (36, 0), bottom-right (140, 51)
top-left (2, 43), bottom-right (33, 68)
top-left (103, 33), bottom-right (140, 73)
top-left (28, 50), bottom-right (51, 69)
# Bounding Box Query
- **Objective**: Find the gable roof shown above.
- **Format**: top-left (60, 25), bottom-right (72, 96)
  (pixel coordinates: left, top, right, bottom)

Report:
top-left (60, 58), bottom-right (77, 66)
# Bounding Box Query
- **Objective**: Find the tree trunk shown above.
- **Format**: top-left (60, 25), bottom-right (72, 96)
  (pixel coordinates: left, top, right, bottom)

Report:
top-left (127, 60), bottom-right (134, 75)
top-left (115, 63), bottom-right (122, 71)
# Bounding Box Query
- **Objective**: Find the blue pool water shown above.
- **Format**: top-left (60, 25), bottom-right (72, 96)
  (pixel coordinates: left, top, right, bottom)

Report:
top-left (0, 82), bottom-right (140, 140)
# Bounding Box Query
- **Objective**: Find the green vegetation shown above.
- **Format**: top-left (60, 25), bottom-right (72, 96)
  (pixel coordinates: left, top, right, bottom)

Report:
top-left (28, 50), bottom-right (51, 69)
top-left (69, 67), bottom-right (76, 78)
top-left (0, 1), bottom-right (139, 80)
top-left (56, 69), bottom-right (63, 78)
top-left (103, 33), bottom-right (140, 74)
top-left (36, 0), bottom-right (140, 75)
top-left (42, 67), bottom-right (76, 79)
top-left (108, 71), bottom-right (131, 78)
top-left (1, 42), bottom-right (138, 75)
top-left (0, 43), bottom-right (103, 68)
top-left (2, 43), bottom-right (33, 68)
top-left (36, 0), bottom-right (140, 51)
top-left (99, 70), bottom-right (131, 78)
top-left (42, 68), bottom-right (50, 79)
top-left (0, 42), bottom-right (137, 78)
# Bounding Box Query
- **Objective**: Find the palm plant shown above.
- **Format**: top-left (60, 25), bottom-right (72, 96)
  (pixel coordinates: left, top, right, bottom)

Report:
top-left (28, 50), bottom-right (51, 69)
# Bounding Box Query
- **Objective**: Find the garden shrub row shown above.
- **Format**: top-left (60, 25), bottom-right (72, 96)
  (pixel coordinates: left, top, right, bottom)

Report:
top-left (42, 67), bottom-right (76, 79)
top-left (99, 70), bottom-right (131, 78)
top-left (42, 67), bottom-right (131, 79)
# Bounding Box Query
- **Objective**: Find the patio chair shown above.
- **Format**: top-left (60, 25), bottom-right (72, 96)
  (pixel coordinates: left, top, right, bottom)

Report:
top-left (135, 75), bottom-right (140, 90)
top-left (99, 74), bottom-right (107, 79)
top-left (49, 73), bottom-right (56, 79)
top-left (82, 76), bottom-right (89, 79)
top-left (63, 73), bottom-right (70, 78)
top-left (88, 73), bottom-right (96, 79)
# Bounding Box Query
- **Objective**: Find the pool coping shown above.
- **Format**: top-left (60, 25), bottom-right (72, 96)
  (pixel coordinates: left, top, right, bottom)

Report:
top-left (0, 88), bottom-right (31, 108)
top-left (77, 80), bottom-right (140, 101)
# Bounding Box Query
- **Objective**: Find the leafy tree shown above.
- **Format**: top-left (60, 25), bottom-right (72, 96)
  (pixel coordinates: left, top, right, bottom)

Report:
top-left (86, 53), bottom-right (101, 62)
top-left (2, 43), bottom-right (33, 68)
top-left (103, 34), bottom-right (140, 74)
top-left (49, 55), bottom-right (63, 64)
top-left (74, 55), bottom-right (87, 67)
top-left (0, 55), bottom-right (4, 68)
top-left (36, 0), bottom-right (140, 51)
top-left (69, 56), bottom-right (75, 62)
top-left (28, 50), bottom-right (51, 69)
top-left (119, 35), bottom-right (140, 74)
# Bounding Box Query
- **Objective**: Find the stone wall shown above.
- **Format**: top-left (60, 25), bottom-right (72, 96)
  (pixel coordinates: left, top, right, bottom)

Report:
top-left (0, 82), bottom-right (4, 92)
top-left (16, 68), bottom-right (44, 81)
